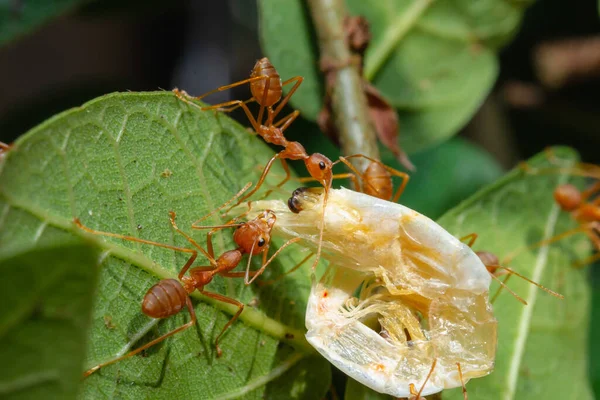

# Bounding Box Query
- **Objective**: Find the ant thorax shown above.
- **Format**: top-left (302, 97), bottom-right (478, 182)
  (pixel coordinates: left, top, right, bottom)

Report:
top-left (244, 187), bottom-right (497, 397)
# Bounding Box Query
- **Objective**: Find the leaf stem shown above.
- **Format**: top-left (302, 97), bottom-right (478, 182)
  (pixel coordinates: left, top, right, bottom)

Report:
top-left (307, 0), bottom-right (380, 173)
top-left (364, 0), bottom-right (434, 81)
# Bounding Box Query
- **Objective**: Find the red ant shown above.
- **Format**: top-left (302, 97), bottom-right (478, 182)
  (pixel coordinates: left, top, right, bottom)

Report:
top-left (174, 58), bottom-right (411, 269)
top-left (76, 204), bottom-right (299, 376)
top-left (459, 234), bottom-right (563, 305)
top-left (515, 151), bottom-right (600, 267)
top-left (173, 57), bottom-right (304, 148)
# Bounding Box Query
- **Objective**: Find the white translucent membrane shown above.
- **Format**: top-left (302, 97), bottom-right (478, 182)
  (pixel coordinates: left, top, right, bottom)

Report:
top-left (248, 188), bottom-right (497, 397)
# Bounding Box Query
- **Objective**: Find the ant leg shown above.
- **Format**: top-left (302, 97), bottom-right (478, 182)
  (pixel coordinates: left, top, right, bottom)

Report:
top-left (335, 156), bottom-right (369, 192)
top-left (167, 212), bottom-right (218, 277)
top-left (231, 153), bottom-right (282, 208)
top-left (261, 158), bottom-right (295, 199)
top-left (84, 295), bottom-right (196, 377)
top-left (73, 217), bottom-right (199, 280)
top-left (215, 97), bottom-right (257, 113)
top-left (456, 363), bottom-right (468, 400)
top-left (459, 233), bottom-right (478, 247)
top-left (272, 110), bottom-right (300, 133)
top-left (201, 100), bottom-right (262, 133)
top-left (269, 76), bottom-right (304, 125)
top-left (201, 290), bottom-right (244, 357)
top-left (175, 75), bottom-right (268, 102)
top-left (245, 237), bottom-right (303, 285)
top-left (191, 182), bottom-right (252, 228)
top-left (572, 251), bottom-right (600, 268)
top-left (409, 358), bottom-right (437, 400)
top-left (0, 141), bottom-right (10, 151)
top-left (501, 223), bottom-right (596, 265)
top-left (293, 171), bottom-right (361, 191)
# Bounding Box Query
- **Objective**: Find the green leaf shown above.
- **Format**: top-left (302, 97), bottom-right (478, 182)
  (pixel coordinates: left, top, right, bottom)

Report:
top-left (590, 274), bottom-right (600, 397)
top-left (340, 147), bottom-right (592, 399)
top-left (0, 0), bottom-right (90, 47)
top-left (344, 378), bottom-right (390, 400)
top-left (389, 137), bottom-right (504, 220)
top-left (0, 92), bottom-right (330, 399)
top-left (258, 0), bottom-right (530, 153)
top-left (0, 239), bottom-right (100, 400)
top-left (437, 147), bottom-right (593, 400)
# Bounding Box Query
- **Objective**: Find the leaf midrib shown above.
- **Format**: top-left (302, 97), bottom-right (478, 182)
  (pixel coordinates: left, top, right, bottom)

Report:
top-left (503, 165), bottom-right (573, 400)
top-left (0, 190), bottom-right (315, 354)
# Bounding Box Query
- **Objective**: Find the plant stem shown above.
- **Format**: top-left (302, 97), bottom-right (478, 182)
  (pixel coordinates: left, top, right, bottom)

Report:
top-left (307, 0), bottom-right (379, 173)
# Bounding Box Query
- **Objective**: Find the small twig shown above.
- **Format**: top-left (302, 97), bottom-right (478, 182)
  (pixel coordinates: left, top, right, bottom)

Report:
top-left (307, 0), bottom-right (380, 174)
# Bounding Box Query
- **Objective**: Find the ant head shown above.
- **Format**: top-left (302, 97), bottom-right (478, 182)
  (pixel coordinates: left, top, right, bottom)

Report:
top-left (287, 187), bottom-right (324, 213)
top-left (553, 183), bottom-right (582, 211)
top-left (475, 251), bottom-right (499, 268)
top-left (234, 220), bottom-right (271, 255)
top-left (305, 153), bottom-right (333, 186)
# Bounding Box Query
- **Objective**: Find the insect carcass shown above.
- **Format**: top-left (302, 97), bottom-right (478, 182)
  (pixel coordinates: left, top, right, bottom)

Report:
top-left (244, 187), bottom-right (497, 398)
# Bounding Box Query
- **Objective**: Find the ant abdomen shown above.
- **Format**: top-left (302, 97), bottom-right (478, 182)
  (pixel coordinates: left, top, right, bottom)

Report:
top-left (363, 161), bottom-right (393, 200)
top-left (250, 58), bottom-right (281, 107)
top-left (553, 183), bottom-right (582, 211)
top-left (142, 279), bottom-right (189, 319)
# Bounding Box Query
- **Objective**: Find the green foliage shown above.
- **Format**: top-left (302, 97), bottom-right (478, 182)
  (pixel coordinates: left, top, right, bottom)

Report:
top-left (0, 239), bottom-right (100, 400)
top-left (0, 0), bottom-right (90, 46)
top-left (388, 137), bottom-right (504, 219)
top-left (439, 147), bottom-right (592, 399)
top-left (0, 92), bottom-right (330, 399)
top-left (258, 0), bottom-right (530, 153)
top-left (346, 147), bottom-right (593, 399)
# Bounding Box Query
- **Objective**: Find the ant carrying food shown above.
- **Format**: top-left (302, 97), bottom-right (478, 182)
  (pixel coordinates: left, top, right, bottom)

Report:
top-left (75, 198), bottom-right (299, 376)
top-left (175, 58), bottom-right (411, 271)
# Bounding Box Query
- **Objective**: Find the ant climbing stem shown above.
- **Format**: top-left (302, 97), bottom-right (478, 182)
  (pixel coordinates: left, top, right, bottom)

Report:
top-left (458, 233), bottom-right (564, 305)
